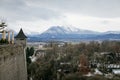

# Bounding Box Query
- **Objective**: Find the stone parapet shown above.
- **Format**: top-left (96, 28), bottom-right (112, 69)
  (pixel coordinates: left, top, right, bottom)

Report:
top-left (0, 44), bottom-right (27, 80)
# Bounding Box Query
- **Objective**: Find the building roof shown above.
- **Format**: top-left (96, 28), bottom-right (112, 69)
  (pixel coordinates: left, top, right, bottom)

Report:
top-left (15, 28), bottom-right (27, 39)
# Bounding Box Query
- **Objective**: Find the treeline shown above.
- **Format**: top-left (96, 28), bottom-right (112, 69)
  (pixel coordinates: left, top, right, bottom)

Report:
top-left (27, 40), bottom-right (120, 80)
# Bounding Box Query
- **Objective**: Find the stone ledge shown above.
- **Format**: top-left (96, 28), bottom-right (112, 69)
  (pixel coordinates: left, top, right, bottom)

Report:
top-left (0, 44), bottom-right (24, 61)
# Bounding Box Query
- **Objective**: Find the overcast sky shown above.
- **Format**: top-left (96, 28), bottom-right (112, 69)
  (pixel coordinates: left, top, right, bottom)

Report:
top-left (1, 0), bottom-right (120, 34)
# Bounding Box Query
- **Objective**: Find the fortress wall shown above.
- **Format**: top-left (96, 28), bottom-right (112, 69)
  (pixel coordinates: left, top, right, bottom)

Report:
top-left (0, 45), bottom-right (27, 80)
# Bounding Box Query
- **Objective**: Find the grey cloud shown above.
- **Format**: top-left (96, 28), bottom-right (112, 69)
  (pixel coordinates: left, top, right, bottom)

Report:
top-left (1, 0), bottom-right (120, 23)
top-left (27, 0), bottom-right (120, 18)
top-left (0, 0), bottom-right (25, 10)
top-left (0, 0), bottom-right (63, 22)
top-left (100, 20), bottom-right (111, 25)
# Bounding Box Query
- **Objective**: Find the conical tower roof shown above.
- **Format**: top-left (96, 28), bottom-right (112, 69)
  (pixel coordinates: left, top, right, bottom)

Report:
top-left (15, 28), bottom-right (27, 39)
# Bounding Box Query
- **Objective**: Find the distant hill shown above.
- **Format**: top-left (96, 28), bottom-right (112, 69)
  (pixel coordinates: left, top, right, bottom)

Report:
top-left (28, 26), bottom-right (120, 42)
top-left (103, 31), bottom-right (120, 34)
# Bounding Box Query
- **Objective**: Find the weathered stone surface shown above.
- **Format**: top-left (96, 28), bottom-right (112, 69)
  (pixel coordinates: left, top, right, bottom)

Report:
top-left (0, 44), bottom-right (27, 80)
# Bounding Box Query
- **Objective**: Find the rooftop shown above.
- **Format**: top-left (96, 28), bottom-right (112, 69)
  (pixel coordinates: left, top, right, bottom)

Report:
top-left (15, 28), bottom-right (27, 39)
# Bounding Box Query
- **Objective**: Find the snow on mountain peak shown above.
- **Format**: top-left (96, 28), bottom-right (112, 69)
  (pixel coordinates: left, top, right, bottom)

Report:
top-left (62, 26), bottom-right (79, 32)
top-left (42, 26), bottom-right (99, 35)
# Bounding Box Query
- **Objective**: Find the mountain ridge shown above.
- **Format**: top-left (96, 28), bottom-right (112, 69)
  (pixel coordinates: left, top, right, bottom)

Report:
top-left (41, 26), bottom-right (100, 35)
top-left (27, 26), bottom-right (120, 42)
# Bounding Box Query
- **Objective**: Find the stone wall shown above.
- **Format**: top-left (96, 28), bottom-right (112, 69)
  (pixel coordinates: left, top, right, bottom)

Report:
top-left (0, 44), bottom-right (27, 80)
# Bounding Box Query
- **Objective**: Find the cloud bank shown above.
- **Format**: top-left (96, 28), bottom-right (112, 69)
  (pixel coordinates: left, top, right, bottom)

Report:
top-left (0, 0), bottom-right (120, 34)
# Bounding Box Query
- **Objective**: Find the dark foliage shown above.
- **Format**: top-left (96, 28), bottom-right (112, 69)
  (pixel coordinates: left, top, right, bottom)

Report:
top-left (0, 39), bottom-right (8, 44)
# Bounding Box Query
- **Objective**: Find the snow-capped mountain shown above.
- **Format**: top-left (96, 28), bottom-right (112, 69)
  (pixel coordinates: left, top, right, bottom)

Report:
top-left (38, 26), bottom-right (100, 39)
top-left (42, 26), bottom-right (100, 35)
top-left (28, 26), bottom-right (120, 42)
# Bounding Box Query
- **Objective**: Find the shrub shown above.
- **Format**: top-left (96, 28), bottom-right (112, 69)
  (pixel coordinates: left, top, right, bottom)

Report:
top-left (0, 39), bottom-right (8, 44)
